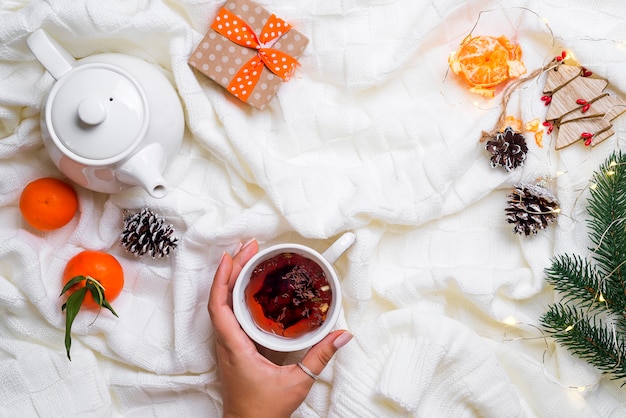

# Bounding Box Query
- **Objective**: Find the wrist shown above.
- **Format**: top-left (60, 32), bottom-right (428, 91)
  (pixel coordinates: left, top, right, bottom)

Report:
top-left (223, 408), bottom-right (292, 418)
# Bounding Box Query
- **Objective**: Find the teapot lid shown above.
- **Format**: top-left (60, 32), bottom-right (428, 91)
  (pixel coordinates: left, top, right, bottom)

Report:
top-left (47, 63), bottom-right (147, 162)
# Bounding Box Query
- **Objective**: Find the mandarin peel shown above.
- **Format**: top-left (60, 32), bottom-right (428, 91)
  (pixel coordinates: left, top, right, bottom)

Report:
top-left (449, 35), bottom-right (527, 98)
top-left (501, 115), bottom-right (523, 132)
top-left (491, 115), bottom-right (546, 149)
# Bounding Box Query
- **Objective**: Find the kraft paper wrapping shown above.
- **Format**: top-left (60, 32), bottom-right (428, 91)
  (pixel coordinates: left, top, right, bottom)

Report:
top-left (189, 0), bottom-right (309, 110)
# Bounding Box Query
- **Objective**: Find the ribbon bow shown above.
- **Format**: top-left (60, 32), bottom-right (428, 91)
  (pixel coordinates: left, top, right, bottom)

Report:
top-left (211, 8), bottom-right (300, 102)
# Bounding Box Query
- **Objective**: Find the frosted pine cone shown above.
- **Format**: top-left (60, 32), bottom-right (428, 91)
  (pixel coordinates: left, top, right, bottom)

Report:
top-left (485, 127), bottom-right (528, 171)
top-left (506, 184), bottom-right (560, 236)
top-left (121, 208), bottom-right (178, 258)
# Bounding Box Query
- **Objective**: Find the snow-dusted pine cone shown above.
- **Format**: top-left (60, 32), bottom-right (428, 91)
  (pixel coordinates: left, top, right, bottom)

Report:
top-left (485, 126), bottom-right (528, 171)
top-left (506, 184), bottom-right (560, 236)
top-left (121, 208), bottom-right (178, 258)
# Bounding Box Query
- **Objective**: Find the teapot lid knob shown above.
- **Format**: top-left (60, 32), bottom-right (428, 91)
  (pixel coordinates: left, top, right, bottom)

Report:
top-left (77, 97), bottom-right (107, 125)
top-left (46, 64), bottom-right (148, 162)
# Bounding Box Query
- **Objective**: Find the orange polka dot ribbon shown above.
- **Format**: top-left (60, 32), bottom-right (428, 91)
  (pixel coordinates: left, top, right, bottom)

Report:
top-left (211, 8), bottom-right (300, 102)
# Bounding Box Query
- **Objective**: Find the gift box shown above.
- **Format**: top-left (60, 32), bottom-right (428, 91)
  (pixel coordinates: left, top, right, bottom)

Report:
top-left (189, 0), bottom-right (309, 110)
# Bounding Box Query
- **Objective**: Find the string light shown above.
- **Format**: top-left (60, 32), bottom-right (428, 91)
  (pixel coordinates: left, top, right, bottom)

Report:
top-left (461, 7), bottom-right (626, 392)
top-left (565, 160), bottom-right (626, 383)
top-left (441, 3), bottom-right (626, 393)
top-left (501, 320), bottom-right (599, 391)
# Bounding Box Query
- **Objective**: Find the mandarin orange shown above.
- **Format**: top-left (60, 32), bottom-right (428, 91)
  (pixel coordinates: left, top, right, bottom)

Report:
top-left (62, 250), bottom-right (124, 309)
top-left (19, 177), bottom-right (78, 231)
top-left (61, 250), bottom-right (124, 360)
top-left (449, 35), bottom-right (526, 97)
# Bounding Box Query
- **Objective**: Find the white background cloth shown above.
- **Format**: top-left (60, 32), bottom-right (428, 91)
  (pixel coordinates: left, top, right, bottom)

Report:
top-left (1, 0), bottom-right (626, 416)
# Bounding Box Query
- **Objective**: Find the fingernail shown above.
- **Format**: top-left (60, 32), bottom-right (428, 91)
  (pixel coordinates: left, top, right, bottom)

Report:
top-left (333, 331), bottom-right (353, 349)
top-left (234, 241), bottom-right (243, 253)
top-left (218, 251), bottom-right (227, 265)
top-left (241, 237), bottom-right (256, 250)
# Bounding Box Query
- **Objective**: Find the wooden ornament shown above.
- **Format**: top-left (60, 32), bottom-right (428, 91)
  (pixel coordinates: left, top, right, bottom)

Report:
top-left (542, 58), bottom-right (626, 149)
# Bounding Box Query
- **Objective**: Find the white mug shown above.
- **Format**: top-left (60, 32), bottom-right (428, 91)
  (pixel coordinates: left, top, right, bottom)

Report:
top-left (232, 232), bottom-right (355, 352)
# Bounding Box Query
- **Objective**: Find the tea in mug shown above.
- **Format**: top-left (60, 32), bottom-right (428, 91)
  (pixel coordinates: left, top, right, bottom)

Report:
top-left (245, 252), bottom-right (332, 338)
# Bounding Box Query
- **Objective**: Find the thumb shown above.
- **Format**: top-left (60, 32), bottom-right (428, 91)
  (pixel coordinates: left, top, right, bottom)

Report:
top-left (299, 330), bottom-right (353, 376)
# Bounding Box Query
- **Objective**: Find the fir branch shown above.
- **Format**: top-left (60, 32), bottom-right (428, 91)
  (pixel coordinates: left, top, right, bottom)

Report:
top-left (587, 153), bottom-right (626, 290)
top-left (542, 151), bottom-right (626, 384)
top-left (540, 303), bottom-right (626, 383)
top-left (544, 254), bottom-right (606, 310)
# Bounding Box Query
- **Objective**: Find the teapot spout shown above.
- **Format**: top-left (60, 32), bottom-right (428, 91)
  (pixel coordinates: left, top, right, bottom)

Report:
top-left (116, 143), bottom-right (168, 199)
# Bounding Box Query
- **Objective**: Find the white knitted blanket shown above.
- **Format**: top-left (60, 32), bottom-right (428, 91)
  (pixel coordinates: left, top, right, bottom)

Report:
top-left (1, 0), bottom-right (625, 416)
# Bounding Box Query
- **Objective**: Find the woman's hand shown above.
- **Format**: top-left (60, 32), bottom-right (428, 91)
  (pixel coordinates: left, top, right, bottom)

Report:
top-left (208, 239), bottom-right (353, 418)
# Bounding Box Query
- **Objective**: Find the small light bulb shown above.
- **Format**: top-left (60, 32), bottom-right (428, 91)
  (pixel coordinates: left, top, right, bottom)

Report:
top-left (610, 161), bottom-right (617, 167)
top-left (577, 386), bottom-right (586, 392)
top-left (503, 316), bottom-right (517, 326)
top-left (598, 293), bottom-right (605, 302)
top-left (556, 171), bottom-right (565, 177)
top-left (565, 325), bottom-right (574, 332)
top-left (607, 170), bottom-right (616, 176)
top-left (566, 50), bottom-right (576, 61)
top-left (590, 183), bottom-right (598, 190)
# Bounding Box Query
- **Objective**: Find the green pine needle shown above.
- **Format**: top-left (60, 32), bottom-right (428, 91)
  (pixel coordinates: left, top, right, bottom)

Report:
top-left (587, 155), bottom-right (626, 281)
top-left (544, 254), bottom-right (605, 310)
top-left (541, 151), bottom-right (626, 384)
top-left (541, 303), bottom-right (626, 382)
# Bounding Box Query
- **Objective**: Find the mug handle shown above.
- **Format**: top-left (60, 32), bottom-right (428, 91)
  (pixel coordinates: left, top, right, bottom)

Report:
top-left (321, 232), bottom-right (356, 264)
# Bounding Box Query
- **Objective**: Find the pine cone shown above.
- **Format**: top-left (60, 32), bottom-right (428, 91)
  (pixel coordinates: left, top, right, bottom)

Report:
top-left (121, 208), bottom-right (178, 258)
top-left (485, 127), bottom-right (528, 171)
top-left (506, 184), bottom-right (559, 236)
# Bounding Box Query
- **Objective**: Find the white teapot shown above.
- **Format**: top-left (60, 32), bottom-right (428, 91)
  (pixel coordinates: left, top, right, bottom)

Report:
top-left (26, 29), bottom-right (184, 198)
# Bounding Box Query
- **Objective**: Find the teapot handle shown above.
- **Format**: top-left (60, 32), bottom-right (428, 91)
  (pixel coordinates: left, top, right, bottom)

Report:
top-left (26, 29), bottom-right (75, 80)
